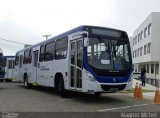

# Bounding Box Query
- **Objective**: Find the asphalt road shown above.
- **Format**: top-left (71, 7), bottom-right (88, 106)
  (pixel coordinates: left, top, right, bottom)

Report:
top-left (0, 82), bottom-right (159, 118)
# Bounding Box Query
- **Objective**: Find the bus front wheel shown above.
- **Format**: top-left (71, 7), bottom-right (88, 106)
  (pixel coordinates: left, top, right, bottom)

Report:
top-left (95, 92), bottom-right (101, 96)
top-left (58, 77), bottom-right (67, 98)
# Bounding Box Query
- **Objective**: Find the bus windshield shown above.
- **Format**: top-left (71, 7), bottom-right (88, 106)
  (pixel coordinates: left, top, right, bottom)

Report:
top-left (87, 37), bottom-right (132, 72)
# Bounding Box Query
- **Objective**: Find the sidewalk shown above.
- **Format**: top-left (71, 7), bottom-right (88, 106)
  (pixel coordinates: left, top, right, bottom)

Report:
top-left (132, 79), bottom-right (156, 100)
top-left (132, 79), bottom-right (156, 91)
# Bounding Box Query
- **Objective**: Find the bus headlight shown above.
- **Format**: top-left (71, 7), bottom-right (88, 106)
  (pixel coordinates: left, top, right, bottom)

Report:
top-left (86, 71), bottom-right (96, 82)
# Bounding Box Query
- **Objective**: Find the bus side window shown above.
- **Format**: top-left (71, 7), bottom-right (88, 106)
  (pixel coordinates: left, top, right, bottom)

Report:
top-left (77, 40), bottom-right (82, 68)
top-left (12, 60), bottom-right (15, 69)
top-left (19, 56), bottom-right (23, 68)
top-left (44, 41), bottom-right (55, 61)
top-left (55, 37), bottom-right (68, 60)
top-left (23, 50), bottom-right (30, 64)
top-left (15, 54), bottom-right (19, 66)
top-left (29, 49), bottom-right (32, 63)
top-left (39, 45), bottom-right (45, 62)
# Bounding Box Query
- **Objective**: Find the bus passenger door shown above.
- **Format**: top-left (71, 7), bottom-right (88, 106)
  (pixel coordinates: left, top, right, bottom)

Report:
top-left (32, 51), bottom-right (38, 84)
top-left (70, 38), bottom-right (83, 90)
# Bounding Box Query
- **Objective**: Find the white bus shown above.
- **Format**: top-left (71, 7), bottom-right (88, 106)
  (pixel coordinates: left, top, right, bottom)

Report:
top-left (4, 56), bottom-right (15, 82)
top-left (15, 25), bottom-right (133, 97)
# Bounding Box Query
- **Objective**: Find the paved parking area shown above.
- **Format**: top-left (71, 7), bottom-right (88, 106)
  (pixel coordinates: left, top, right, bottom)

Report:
top-left (0, 82), bottom-right (159, 113)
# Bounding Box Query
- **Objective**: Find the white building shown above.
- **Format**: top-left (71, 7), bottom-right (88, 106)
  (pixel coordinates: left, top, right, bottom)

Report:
top-left (132, 12), bottom-right (160, 87)
top-left (129, 36), bottom-right (133, 56)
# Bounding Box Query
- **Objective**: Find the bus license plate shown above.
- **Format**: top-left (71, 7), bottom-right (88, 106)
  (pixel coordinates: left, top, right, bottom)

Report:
top-left (109, 88), bottom-right (118, 92)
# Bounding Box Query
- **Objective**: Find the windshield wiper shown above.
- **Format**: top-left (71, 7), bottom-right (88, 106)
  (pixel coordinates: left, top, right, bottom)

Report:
top-left (112, 43), bottom-right (116, 58)
top-left (107, 42), bottom-right (112, 61)
top-left (97, 36), bottom-right (112, 61)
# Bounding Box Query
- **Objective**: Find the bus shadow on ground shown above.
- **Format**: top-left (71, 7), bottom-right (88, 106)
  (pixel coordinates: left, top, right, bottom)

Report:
top-left (71, 93), bottom-right (126, 104)
top-left (18, 84), bottom-right (59, 96)
top-left (17, 84), bottom-right (126, 104)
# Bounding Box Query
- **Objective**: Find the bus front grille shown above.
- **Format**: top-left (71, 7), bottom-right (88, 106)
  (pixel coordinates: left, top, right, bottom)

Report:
top-left (101, 84), bottom-right (126, 91)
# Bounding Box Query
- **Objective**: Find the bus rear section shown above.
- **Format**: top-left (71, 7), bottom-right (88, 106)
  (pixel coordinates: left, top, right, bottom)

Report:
top-left (4, 56), bottom-right (15, 82)
top-left (14, 53), bottom-right (24, 82)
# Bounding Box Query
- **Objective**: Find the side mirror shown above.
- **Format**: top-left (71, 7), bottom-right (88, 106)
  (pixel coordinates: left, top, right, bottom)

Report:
top-left (84, 37), bottom-right (88, 47)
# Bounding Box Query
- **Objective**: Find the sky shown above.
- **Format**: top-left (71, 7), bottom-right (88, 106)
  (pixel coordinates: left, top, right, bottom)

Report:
top-left (0, 0), bottom-right (160, 55)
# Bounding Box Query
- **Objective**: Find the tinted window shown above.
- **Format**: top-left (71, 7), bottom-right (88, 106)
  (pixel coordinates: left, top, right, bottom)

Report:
top-left (23, 50), bottom-right (32, 64)
top-left (15, 54), bottom-right (19, 65)
top-left (44, 41), bottom-right (55, 61)
top-left (55, 37), bottom-right (68, 60)
top-left (77, 40), bottom-right (82, 68)
top-left (39, 45), bottom-right (45, 62)
top-left (19, 56), bottom-right (23, 68)
top-left (71, 42), bottom-right (75, 65)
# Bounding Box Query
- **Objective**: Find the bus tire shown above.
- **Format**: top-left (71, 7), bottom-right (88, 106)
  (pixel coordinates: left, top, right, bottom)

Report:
top-left (95, 92), bottom-right (101, 96)
top-left (24, 75), bottom-right (31, 89)
top-left (55, 78), bottom-right (59, 93)
top-left (0, 79), bottom-right (4, 82)
top-left (58, 77), bottom-right (67, 98)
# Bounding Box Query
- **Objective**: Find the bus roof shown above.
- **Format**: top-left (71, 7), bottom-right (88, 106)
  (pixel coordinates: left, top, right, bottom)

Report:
top-left (16, 25), bottom-right (126, 54)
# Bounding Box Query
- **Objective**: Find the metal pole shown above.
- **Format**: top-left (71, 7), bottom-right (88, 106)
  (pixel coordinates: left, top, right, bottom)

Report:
top-left (42, 35), bottom-right (51, 40)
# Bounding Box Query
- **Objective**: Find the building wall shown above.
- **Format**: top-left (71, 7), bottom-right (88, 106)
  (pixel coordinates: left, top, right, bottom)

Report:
top-left (129, 36), bottom-right (133, 58)
top-left (151, 13), bottom-right (160, 61)
top-left (131, 12), bottom-right (160, 86)
top-left (132, 13), bottom-right (152, 64)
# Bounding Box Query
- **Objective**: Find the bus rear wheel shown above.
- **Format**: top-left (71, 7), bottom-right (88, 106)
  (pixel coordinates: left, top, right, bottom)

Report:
top-left (24, 75), bottom-right (31, 89)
